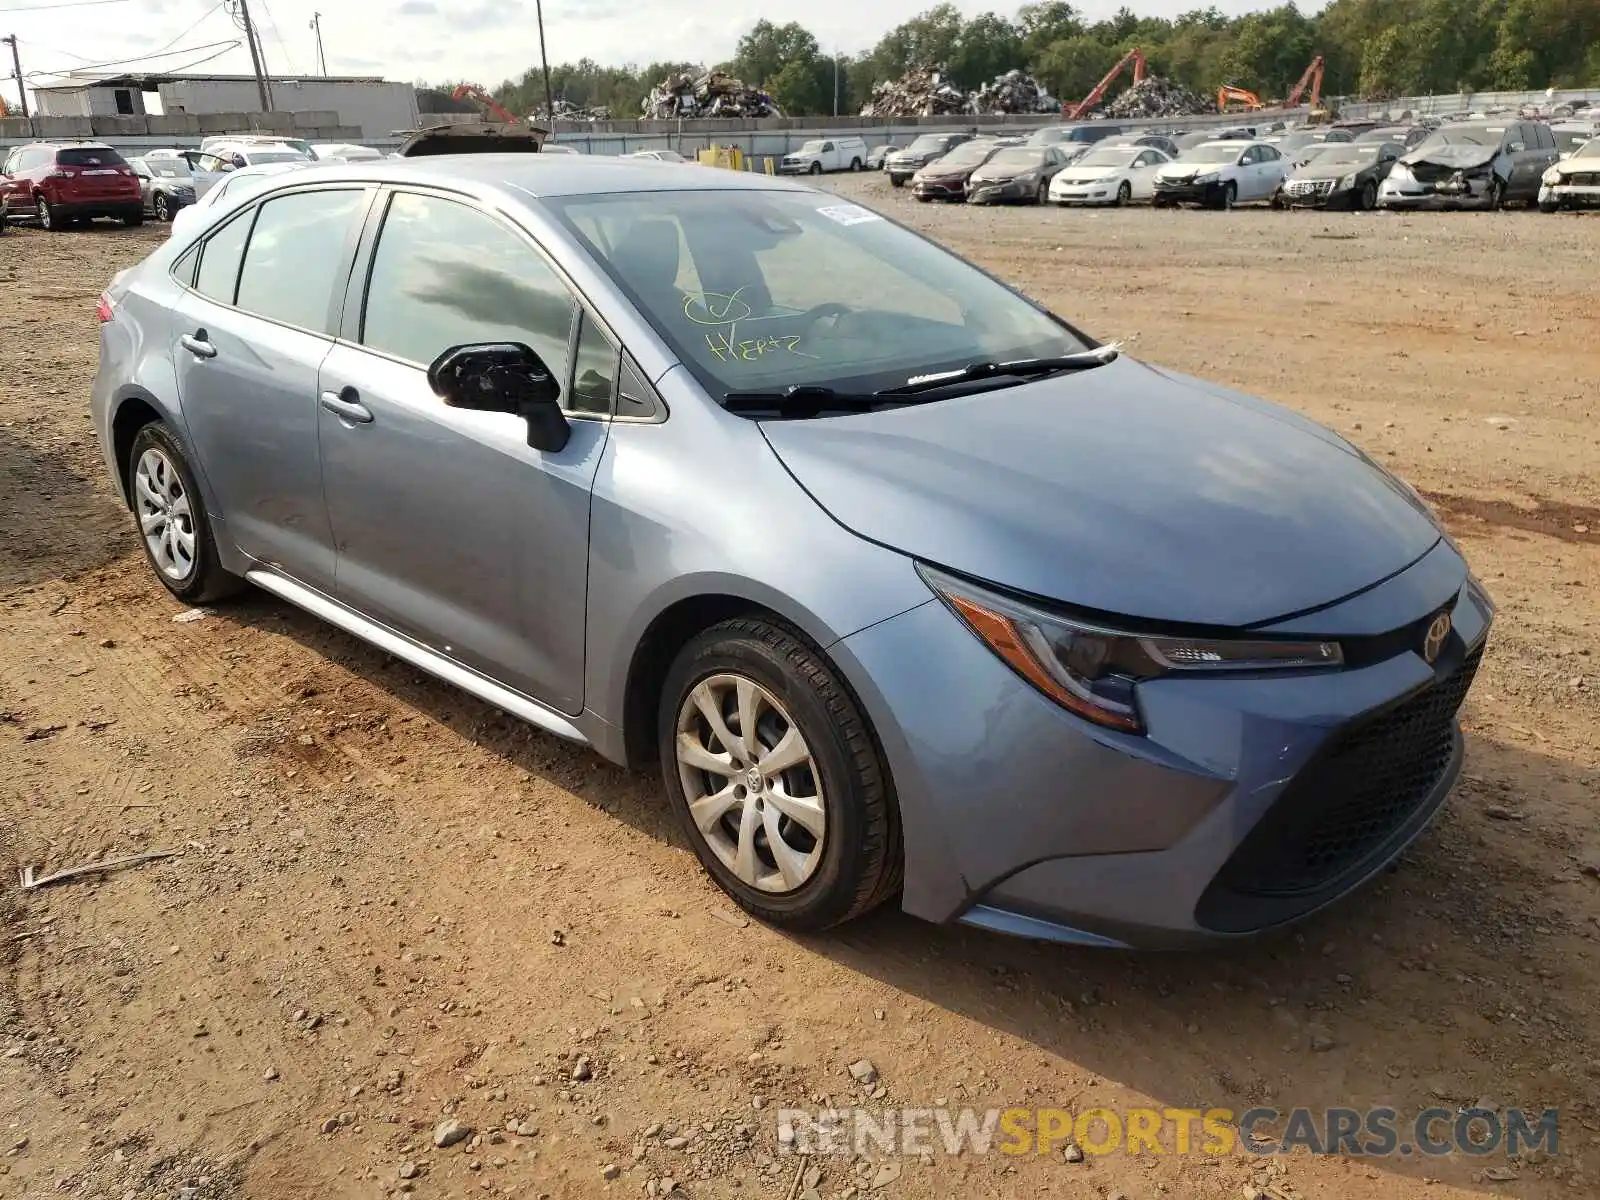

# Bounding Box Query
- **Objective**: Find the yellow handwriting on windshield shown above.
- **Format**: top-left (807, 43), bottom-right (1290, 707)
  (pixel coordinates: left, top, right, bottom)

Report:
top-left (705, 331), bottom-right (816, 363)
top-left (683, 289), bottom-right (754, 326)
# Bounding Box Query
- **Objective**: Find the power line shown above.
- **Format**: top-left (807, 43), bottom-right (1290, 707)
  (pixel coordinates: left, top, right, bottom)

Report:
top-left (255, 0), bottom-right (297, 75)
top-left (24, 39), bottom-right (240, 79)
top-left (21, 2), bottom-right (225, 67)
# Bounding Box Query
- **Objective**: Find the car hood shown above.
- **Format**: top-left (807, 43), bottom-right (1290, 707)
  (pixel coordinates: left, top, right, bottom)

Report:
top-left (1290, 161), bottom-right (1368, 181)
top-left (1403, 143), bottom-right (1499, 169)
top-left (1554, 154), bottom-right (1600, 175)
top-left (1155, 162), bottom-right (1223, 179)
top-left (889, 150), bottom-right (938, 166)
top-left (1056, 164), bottom-right (1125, 182)
top-left (757, 357), bottom-right (1441, 627)
top-left (915, 162), bottom-right (982, 181)
top-left (969, 166), bottom-right (1032, 183)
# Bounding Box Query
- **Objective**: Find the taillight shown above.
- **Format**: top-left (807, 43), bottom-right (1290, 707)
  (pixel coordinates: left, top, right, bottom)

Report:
top-left (50, 168), bottom-right (76, 179)
top-left (95, 294), bottom-right (114, 323)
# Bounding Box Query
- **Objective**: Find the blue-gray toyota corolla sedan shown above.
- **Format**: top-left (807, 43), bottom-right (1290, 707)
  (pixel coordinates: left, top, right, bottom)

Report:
top-left (91, 155), bottom-right (1493, 948)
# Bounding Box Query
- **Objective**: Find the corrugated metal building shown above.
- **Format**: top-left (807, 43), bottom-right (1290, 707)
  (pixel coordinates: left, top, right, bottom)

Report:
top-left (33, 73), bottom-right (420, 139)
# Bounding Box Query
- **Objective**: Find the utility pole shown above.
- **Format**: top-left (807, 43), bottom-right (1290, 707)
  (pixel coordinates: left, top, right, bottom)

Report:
top-left (310, 12), bottom-right (327, 75)
top-left (236, 0), bottom-right (273, 111)
top-left (833, 53), bottom-right (840, 117)
top-left (533, 0), bottom-right (553, 121)
top-left (2, 34), bottom-right (29, 119)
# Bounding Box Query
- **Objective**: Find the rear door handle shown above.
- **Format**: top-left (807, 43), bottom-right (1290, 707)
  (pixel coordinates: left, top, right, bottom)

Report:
top-left (179, 332), bottom-right (217, 359)
top-left (320, 388), bottom-right (373, 424)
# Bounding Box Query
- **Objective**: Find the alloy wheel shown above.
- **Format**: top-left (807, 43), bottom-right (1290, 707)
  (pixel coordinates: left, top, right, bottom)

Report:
top-left (674, 673), bottom-right (826, 894)
top-left (155, 194), bottom-right (170, 221)
top-left (36, 197), bottom-right (51, 230)
top-left (134, 447), bottom-right (197, 582)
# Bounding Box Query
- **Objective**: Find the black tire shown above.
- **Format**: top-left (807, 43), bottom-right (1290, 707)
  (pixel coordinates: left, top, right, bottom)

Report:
top-left (889, 176), bottom-right (905, 189)
top-left (1115, 181), bottom-right (1132, 206)
top-left (1486, 177), bottom-right (1505, 210)
top-left (1538, 199), bottom-right (1559, 213)
top-left (1036, 179), bottom-right (1049, 204)
top-left (1217, 181), bottom-right (1237, 211)
top-left (126, 422), bottom-right (245, 604)
top-left (808, 161), bottom-right (823, 176)
top-left (122, 211), bottom-right (144, 228)
top-left (154, 193), bottom-right (171, 222)
top-left (36, 195), bottom-right (62, 232)
top-left (849, 158), bottom-right (863, 172)
top-left (914, 194), bottom-right (931, 202)
top-left (1360, 179), bottom-right (1378, 211)
top-left (1151, 195), bottom-right (1170, 209)
top-left (658, 617), bottom-right (900, 931)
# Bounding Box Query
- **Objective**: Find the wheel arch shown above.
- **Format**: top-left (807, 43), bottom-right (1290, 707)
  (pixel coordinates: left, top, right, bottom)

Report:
top-left (109, 389), bottom-right (168, 507)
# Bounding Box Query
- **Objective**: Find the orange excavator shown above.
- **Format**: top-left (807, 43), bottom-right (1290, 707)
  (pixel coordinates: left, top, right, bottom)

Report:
top-left (1285, 55), bottom-right (1325, 107)
top-left (1066, 48), bottom-right (1145, 119)
top-left (1217, 84), bottom-right (1265, 112)
top-left (451, 83), bottom-right (519, 124)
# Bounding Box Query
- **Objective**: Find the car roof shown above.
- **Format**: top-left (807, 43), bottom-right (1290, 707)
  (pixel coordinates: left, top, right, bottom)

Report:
top-left (244, 152), bottom-right (814, 199)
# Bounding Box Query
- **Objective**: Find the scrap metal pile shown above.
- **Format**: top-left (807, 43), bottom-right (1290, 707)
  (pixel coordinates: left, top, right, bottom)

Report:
top-left (971, 69), bottom-right (1057, 115)
top-left (642, 69), bottom-right (782, 119)
top-left (1100, 75), bottom-right (1213, 119)
top-left (536, 99), bottom-right (610, 121)
top-left (859, 67), bottom-right (970, 117)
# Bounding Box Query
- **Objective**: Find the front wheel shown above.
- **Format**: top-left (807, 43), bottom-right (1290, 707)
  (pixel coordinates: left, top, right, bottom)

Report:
top-left (127, 423), bottom-right (245, 604)
top-left (1359, 179), bottom-right (1378, 211)
top-left (889, 175), bottom-right (905, 189)
top-left (808, 161), bottom-right (823, 176)
top-left (1115, 181), bottom-right (1132, 206)
top-left (1486, 177), bottom-right (1506, 211)
top-left (659, 618), bottom-right (900, 931)
top-left (154, 193), bottom-right (171, 222)
top-left (1216, 181), bottom-right (1237, 211)
top-left (1538, 198), bottom-right (1559, 213)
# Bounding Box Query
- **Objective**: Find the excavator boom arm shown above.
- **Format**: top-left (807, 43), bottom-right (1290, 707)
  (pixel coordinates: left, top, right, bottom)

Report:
top-left (451, 83), bottom-right (519, 125)
top-left (1067, 48), bottom-right (1145, 119)
top-left (1285, 55), bottom-right (1325, 107)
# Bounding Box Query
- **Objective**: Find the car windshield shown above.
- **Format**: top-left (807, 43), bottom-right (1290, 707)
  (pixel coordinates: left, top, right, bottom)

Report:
top-left (1267, 133), bottom-right (1314, 149)
top-left (1180, 144), bottom-right (1244, 164)
top-left (1075, 147), bottom-right (1140, 167)
top-left (905, 135), bottom-right (951, 153)
top-left (1296, 144), bottom-right (1335, 162)
top-left (986, 148), bottom-right (1047, 169)
top-left (57, 147), bottom-right (127, 167)
top-left (799, 141), bottom-right (827, 153)
top-left (1026, 128), bottom-right (1068, 146)
top-left (142, 159), bottom-right (192, 178)
top-left (1575, 136), bottom-right (1600, 158)
top-left (552, 190), bottom-right (1088, 401)
top-left (932, 143), bottom-right (995, 168)
top-left (1561, 131), bottom-right (1598, 154)
top-left (1421, 125), bottom-right (1504, 148)
top-left (1313, 145), bottom-right (1384, 166)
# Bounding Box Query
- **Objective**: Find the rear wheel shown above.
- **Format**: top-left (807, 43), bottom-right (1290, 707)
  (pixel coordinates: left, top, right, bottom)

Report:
top-left (122, 211), bottom-right (144, 228)
top-left (849, 158), bottom-right (862, 172)
top-left (659, 618), bottom-right (900, 931)
top-left (127, 423), bottom-right (245, 604)
top-left (36, 195), bottom-right (61, 232)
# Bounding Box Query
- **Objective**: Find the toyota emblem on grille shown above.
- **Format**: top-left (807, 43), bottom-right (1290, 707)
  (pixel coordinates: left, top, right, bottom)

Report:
top-left (1422, 611), bottom-right (1452, 664)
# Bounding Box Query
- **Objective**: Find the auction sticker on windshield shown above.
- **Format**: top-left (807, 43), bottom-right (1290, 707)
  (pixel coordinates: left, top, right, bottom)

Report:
top-left (815, 205), bottom-right (881, 226)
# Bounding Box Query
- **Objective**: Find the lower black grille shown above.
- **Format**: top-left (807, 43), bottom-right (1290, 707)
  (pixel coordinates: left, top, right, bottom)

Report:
top-left (1564, 172), bottom-right (1600, 186)
top-left (1198, 645), bottom-right (1482, 930)
top-left (1409, 162), bottom-right (1458, 184)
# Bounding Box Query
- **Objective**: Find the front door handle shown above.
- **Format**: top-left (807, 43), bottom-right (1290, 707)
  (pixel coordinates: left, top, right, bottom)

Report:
top-left (179, 331), bottom-right (217, 359)
top-left (320, 388), bottom-right (373, 424)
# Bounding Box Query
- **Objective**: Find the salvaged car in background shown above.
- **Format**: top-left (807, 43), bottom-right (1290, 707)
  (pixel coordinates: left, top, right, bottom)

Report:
top-left (1539, 134), bottom-right (1600, 211)
top-left (129, 156), bottom-right (198, 222)
top-left (1152, 140), bottom-right (1286, 209)
top-left (1274, 142), bottom-right (1403, 210)
top-left (911, 139), bottom-right (1001, 201)
top-left (1050, 144), bottom-right (1172, 206)
top-left (885, 132), bottom-right (975, 188)
top-left (1379, 120), bottom-right (1559, 210)
top-left (965, 146), bottom-right (1071, 204)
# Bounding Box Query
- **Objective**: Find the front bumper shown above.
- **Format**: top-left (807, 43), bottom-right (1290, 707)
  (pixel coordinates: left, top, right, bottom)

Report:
top-left (1378, 174), bottom-right (1496, 209)
top-left (1051, 181), bottom-right (1120, 204)
top-left (966, 178), bottom-right (1031, 204)
top-left (834, 540), bottom-right (1492, 948)
top-left (911, 178), bottom-right (967, 199)
top-left (1540, 180), bottom-right (1600, 208)
top-left (1153, 180), bottom-right (1223, 205)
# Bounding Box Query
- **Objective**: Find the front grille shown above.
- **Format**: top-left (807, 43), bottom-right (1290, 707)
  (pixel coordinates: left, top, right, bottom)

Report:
top-left (1198, 644), bottom-right (1482, 929)
top-left (1284, 179), bottom-right (1335, 197)
top-left (1408, 162), bottom-right (1458, 184)
top-left (1154, 177), bottom-right (1195, 189)
top-left (1564, 172), bottom-right (1600, 186)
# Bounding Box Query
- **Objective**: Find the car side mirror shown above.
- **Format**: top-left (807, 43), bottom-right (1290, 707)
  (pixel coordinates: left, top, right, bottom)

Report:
top-left (428, 342), bottom-right (570, 453)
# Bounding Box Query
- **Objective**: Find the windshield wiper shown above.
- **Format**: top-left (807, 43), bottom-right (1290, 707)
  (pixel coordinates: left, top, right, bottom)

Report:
top-left (722, 385), bottom-right (883, 415)
top-left (873, 344), bottom-right (1120, 397)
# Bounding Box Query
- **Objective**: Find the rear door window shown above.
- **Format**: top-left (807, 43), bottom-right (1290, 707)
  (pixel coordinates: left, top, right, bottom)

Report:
top-left (235, 189), bottom-right (367, 334)
top-left (194, 211), bottom-right (254, 305)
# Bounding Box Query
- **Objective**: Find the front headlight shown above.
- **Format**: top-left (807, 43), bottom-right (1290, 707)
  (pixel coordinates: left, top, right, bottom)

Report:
top-left (1543, 166), bottom-right (1562, 185)
top-left (921, 566), bottom-right (1343, 734)
top-left (1338, 173), bottom-right (1359, 190)
top-left (1387, 163), bottom-right (1413, 184)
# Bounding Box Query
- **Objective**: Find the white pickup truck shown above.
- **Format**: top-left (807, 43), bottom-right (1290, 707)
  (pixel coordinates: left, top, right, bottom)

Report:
top-left (778, 137), bottom-right (870, 175)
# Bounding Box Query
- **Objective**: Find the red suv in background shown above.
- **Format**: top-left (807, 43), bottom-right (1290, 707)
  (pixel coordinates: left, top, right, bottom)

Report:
top-left (0, 141), bottom-right (144, 231)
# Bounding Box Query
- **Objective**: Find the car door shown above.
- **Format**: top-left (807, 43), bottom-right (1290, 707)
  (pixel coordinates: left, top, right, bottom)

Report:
top-left (316, 187), bottom-right (612, 714)
top-left (0, 148), bottom-right (21, 209)
top-left (171, 185), bottom-right (371, 593)
top-left (1129, 149), bottom-right (1161, 198)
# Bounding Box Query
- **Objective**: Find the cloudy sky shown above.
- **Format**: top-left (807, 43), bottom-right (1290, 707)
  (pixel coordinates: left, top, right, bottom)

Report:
top-left (5, 0), bottom-right (1283, 100)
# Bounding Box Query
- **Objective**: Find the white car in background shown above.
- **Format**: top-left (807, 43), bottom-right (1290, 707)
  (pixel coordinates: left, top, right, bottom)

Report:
top-left (167, 159), bottom-right (321, 239)
top-left (540, 144), bottom-right (580, 155)
top-left (627, 149), bottom-right (689, 163)
top-left (778, 136), bottom-right (869, 175)
top-left (1152, 140), bottom-right (1287, 209)
top-left (310, 142), bottom-right (384, 162)
top-left (1050, 144), bottom-right (1173, 205)
top-left (1539, 134), bottom-right (1600, 211)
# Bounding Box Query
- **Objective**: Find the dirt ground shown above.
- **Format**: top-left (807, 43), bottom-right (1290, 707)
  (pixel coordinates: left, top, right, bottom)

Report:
top-left (2, 182), bottom-right (1599, 1200)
